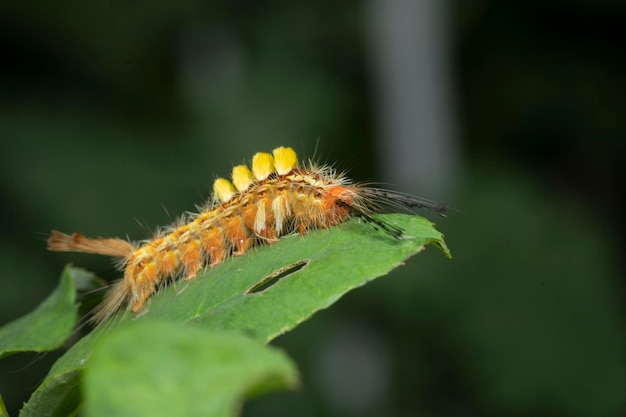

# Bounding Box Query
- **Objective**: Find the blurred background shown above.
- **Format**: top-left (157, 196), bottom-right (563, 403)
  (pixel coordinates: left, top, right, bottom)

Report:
top-left (1, 0), bottom-right (625, 415)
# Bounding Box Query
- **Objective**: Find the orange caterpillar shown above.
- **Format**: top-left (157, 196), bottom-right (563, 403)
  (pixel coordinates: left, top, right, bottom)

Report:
top-left (48, 146), bottom-right (447, 324)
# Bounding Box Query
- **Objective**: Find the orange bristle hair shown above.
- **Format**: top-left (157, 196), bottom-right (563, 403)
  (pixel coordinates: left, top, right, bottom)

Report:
top-left (48, 146), bottom-right (447, 324)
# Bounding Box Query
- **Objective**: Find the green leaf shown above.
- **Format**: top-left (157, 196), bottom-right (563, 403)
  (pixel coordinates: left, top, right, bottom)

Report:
top-left (18, 370), bottom-right (82, 417)
top-left (186, 214), bottom-right (450, 339)
top-left (146, 214), bottom-right (449, 341)
top-left (83, 321), bottom-right (298, 417)
top-left (0, 266), bottom-right (78, 359)
top-left (23, 214), bottom-right (450, 417)
top-left (0, 392), bottom-right (9, 417)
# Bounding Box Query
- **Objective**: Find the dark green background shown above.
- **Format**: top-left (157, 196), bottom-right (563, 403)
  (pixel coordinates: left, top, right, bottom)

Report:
top-left (1, 1), bottom-right (625, 416)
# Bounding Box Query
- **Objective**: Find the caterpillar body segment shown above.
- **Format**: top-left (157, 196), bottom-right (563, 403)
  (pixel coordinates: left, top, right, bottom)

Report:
top-left (47, 146), bottom-right (447, 324)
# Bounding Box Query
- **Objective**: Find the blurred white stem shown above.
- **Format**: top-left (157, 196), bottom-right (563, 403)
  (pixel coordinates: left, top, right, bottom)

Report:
top-left (367, 0), bottom-right (459, 198)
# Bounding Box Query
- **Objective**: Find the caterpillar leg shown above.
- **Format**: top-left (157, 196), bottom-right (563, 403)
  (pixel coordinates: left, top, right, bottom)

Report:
top-left (220, 210), bottom-right (253, 256)
top-left (181, 240), bottom-right (202, 281)
top-left (129, 264), bottom-right (159, 313)
top-left (199, 227), bottom-right (228, 267)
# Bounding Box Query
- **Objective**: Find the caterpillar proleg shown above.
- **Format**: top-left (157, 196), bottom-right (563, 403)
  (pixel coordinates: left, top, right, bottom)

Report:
top-left (48, 146), bottom-right (447, 324)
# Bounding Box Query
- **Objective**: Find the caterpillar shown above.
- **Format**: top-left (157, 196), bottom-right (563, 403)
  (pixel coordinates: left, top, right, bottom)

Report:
top-left (48, 146), bottom-right (447, 324)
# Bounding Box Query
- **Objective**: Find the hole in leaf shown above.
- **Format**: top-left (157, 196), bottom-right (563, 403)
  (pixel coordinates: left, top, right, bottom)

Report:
top-left (245, 260), bottom-right (309, 294)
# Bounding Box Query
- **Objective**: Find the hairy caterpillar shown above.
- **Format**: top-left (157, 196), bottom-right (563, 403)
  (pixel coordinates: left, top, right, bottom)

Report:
top-left (48, 146), bottom-right (447, 324)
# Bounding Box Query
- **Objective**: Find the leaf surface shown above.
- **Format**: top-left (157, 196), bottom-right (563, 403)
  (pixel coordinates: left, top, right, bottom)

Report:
top-left (0, 392), bottom-right (8, 417)
top-left (0, 266), bottom-right (78, 359)
top-left (83, 321), bottom-right (298, 417)
top-left (22, 214), bottom-right (450, 417)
